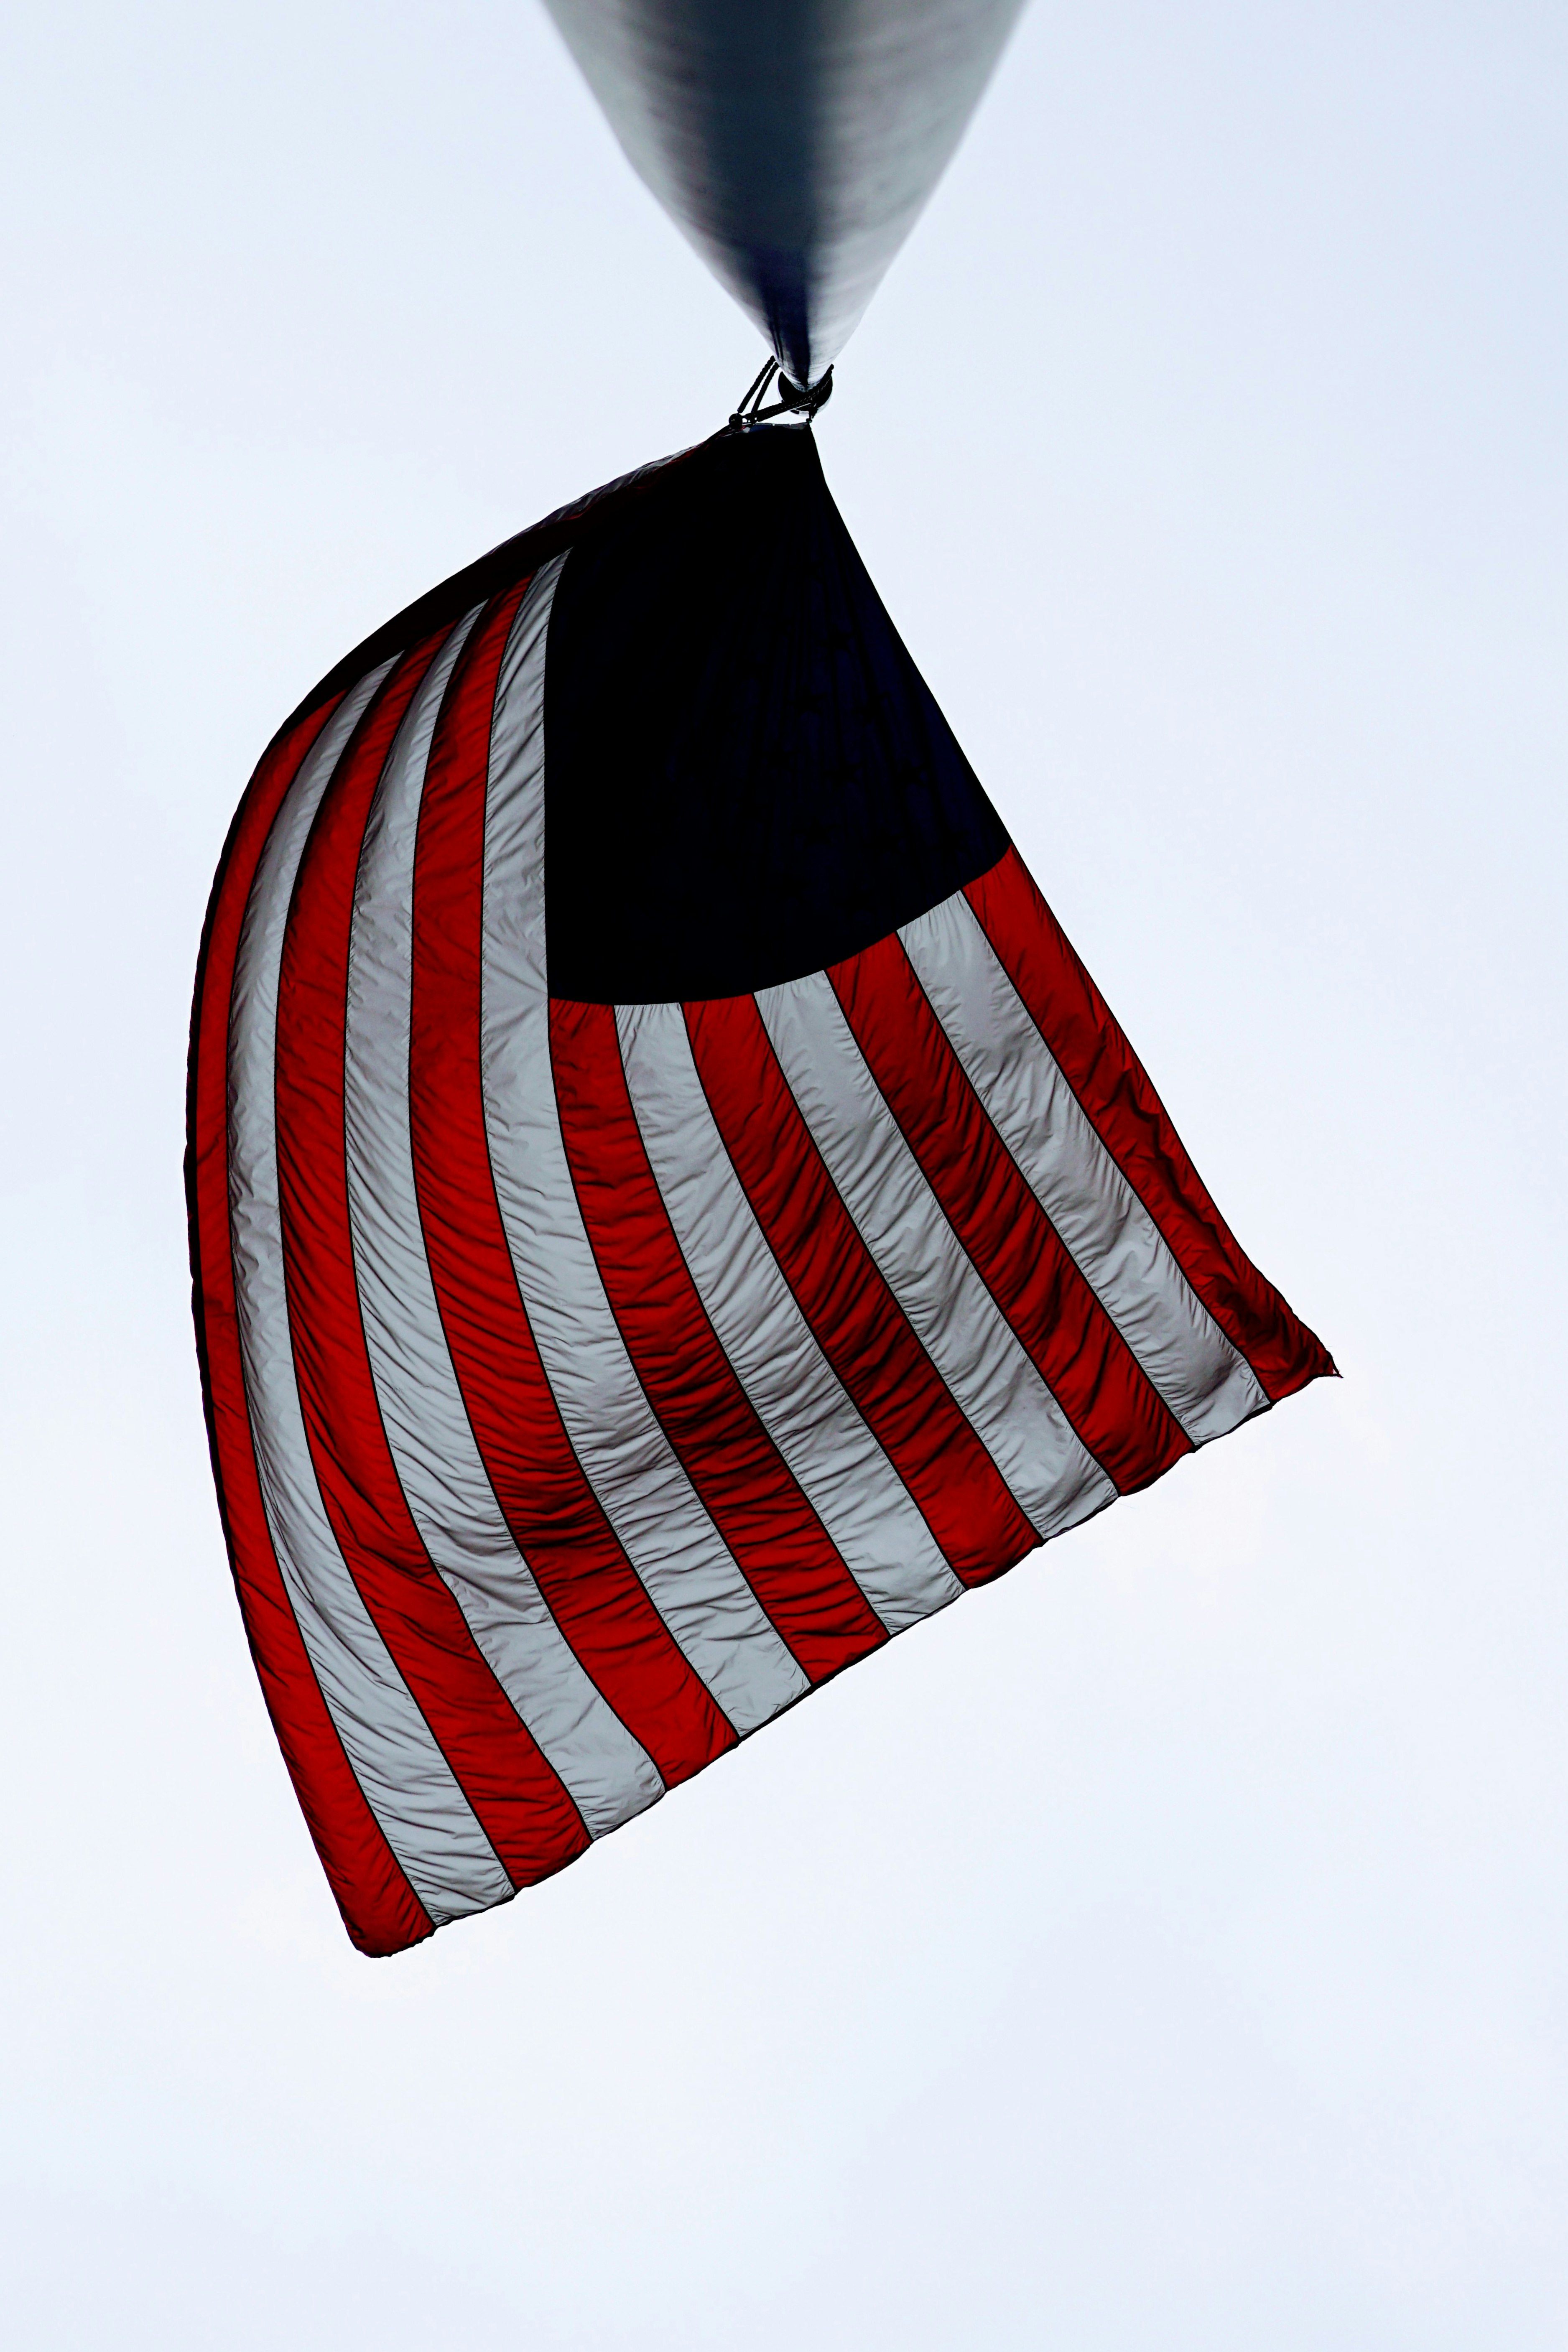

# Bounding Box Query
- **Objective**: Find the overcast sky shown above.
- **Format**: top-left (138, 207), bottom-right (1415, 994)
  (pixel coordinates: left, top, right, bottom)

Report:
top-left (1, 3), bottom-right (1565, 2344)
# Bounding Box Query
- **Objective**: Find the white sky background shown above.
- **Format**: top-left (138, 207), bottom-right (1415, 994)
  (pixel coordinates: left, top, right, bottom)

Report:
top-left (0, 0), bottom-right (1564, 2341)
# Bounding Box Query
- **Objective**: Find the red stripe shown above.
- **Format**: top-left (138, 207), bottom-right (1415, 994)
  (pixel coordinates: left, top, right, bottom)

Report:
top-left (551, 999), bottom-right (887, 1681)
top-left (828, 936), bottom-right (1190, 1493)
top-left (408, 589), bottom-right (735, 1784)
top-left (273, 621), bottom-right (589, 1890)
top-left (186, 697), bottom-right (433, 1957)
top-left (683, 996), bottom-right (1038, 1585)
top-left (965, 849), bottom-right (1335, 1403)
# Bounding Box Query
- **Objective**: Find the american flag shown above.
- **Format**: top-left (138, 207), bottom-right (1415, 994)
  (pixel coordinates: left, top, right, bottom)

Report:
top-left (188, 425), bottom-right (1332, 1954)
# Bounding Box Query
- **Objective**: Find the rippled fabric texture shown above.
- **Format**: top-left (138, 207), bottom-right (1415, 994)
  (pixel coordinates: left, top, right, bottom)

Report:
top-left (187, 425), bottom-right (1333, 1952)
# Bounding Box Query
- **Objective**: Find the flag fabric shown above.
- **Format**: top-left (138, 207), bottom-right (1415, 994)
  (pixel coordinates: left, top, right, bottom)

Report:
top-left (188, 423), bottom-right (1332, 1955)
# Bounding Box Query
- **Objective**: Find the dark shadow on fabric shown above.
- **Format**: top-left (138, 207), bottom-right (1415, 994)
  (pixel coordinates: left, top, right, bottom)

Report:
top-left (543, 427), bottom-right (1010, 1004)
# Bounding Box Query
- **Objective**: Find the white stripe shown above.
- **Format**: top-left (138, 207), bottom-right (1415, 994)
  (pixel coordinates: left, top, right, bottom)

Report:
top-left (227, 656), bottom-right (511, 1924)
top-left (617, 1001), bottom-right (964, 1636)
top-left (900, 894), bottom-right (1268, 1445)
top-left (342, 617), bottom-right (664, 1840)
top-left (756, 971), bottom-right (1116, 1542)
top-left (479, 561), bottom-right (808, 1736)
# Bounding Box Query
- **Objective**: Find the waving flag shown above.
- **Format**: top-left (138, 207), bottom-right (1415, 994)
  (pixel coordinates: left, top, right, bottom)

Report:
top-left (188, 425), bottom-right (1331, 1954)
